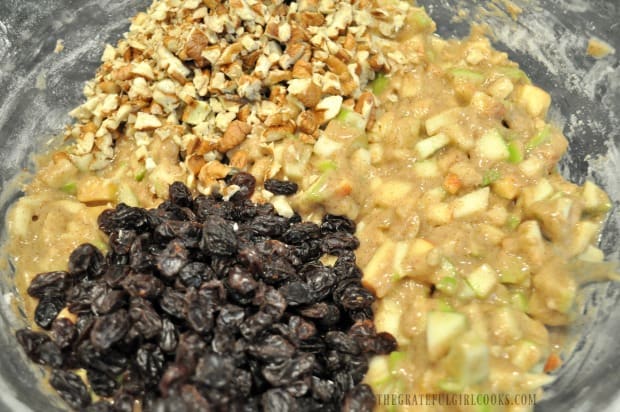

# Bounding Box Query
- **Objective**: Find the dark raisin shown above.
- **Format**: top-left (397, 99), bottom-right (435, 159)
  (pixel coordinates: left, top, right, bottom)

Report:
top-left (302, 262), bottom-right (337, 300)
top-left (27, 271), bottom-right (69, 298)
top-left (159, 317), bottom-right (179, 353)
top-left (194, 352), bottom-right (235, 389)
top-left (111, 393), bottom-right (134, 412)
top-left (84, 400), bottom-right (114, 412)
top-left (201, 215), bottom-right (238, 256)
top-left (103, 264), bottom-right (130, 288)
top-left (248, 214), bottom-right (290, 237)
top-left (264, 178), bottom-right (299, 195)
top-left (20, 180), bottom-right (395, 410)
top-left (178, 261), bottom-right (213, 288)
top-left (279, 281), bottom-right (313, 306)
top-left (229, 172), bottom-right (256, 201)
top-left (320, 232), bottom-right (360, 254)
top-left (288, 316), bottom-right (317, 341)
top-left (338, 286), bottom-right (375, 311)
top-left (175, 332), bottom-right (207, 370)
top-left (320, 214), bottom-right (356, 234)
top-left (109, 229), bottom-right (137, 255)
top-left (90, 309), bottom-right (130, 351)
top-left (261, 388), bottom-right (297, 412)
top-left (312, 376), bottom-right (337, 403)
top-left (34, 296), bottom-right (65, 329)
top-left (261, 353), bottom-right (315, 387)
top-left (281, 222), bottom-right (321, 245)
top-left (49, 369), bottom-right (91, 409)
top-left (129, 297), bottom-right (163, 339)
top-left (325, 331), bottom-right (361, 355)
top-left (159, 363), bottom-right (190, 396)
top-left (92, 288), bottom-right (128, 315)
top-left (136, 344), bottom-right (165, 385)
top-left (185, 288), bottom-right (214, 333)
top-left (159, 288), bottom-right (187, 319)
top-left (226, 266), bottom-right (258, 295)
top-left (156, 239), bottom-right (189, 278)
top-left (169, 181), bottom-right (193, 207)
top-left (51, 317), bottom-right (77, 349)
top-left (239, 311), bottom-right (273, 340)
top-left (247, 334), bottom-right (296, 363)
top-left (216, 304), bottom-right (246, 332)
top-left (87, 368), bottom-right (117, 397)
top-left (97, 203), bottom-right (153, 235)
top-left (121, 273), bottom-right (164, 299)
top-left (260, 287), bottom-right (287, 320)
top-left (342, 384), bottom-right (375, 412)
top-left (68, 243), bottom-right (106, 278)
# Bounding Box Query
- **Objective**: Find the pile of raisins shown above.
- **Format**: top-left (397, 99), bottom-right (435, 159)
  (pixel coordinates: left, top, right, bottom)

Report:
top-left (16, 176), bottom-right (396, 411)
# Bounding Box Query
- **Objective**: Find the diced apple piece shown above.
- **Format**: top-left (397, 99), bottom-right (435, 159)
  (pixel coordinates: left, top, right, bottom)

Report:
top-left (270, 195), bottom-right (294, 218)
top-left (511, 340), bottom-right (542, 371)
top-left (531, 196), bottom-right (576, 242)
top-left (436, 276), bottom-right (458, 296)
top-left (362, 240), bottom-right (396, 298)
top-left (582, 180), bottom-right (612, 214)
top-left (452, 187), bottom-right (489, 219)
top-left (425, 107), bottom-right (462, 135)
top-left (426, 203), bottom-right (452, 225)
top-left (416, 133), bottom-right (450, 159)
top-left (410, 238), bottom-right (435, 256)
top-left (518, 157), bottom-right (545, 178)
top-left (517, 221), bottom-right (545, 266)
top-left (375, 298), bottom-right (409, 345)
top-left (511, 292), bottom-right (529, 312)
top-left (496, 252), bottom-right (530, 284)
top-left (77, 177), bottom-right (117, 203)
top-left (568, 220), bottom-right (600, 256)
top-left (516, 84), bottom-right (551, 117)
top-left (521, 178), bottom-right (554, 209)
top-left (374, 180), bottom-right (413, 208)
top-left (477, 223), bottom-right (505, 245)
top-left (391, 241), bottom-right (410, 278)
top-left (282, 142), bottom-right (312, 180)
top-left (491, 306), bottom-right (522, 344)
top-left (475, 129), bottom-right (509, 161)
top-left (578, 245), bottom-right (605, 262)
top-left (427, 311), bottom-right (467, 361)
top-left (364, 355), bottom-right (390, 386)
top-left (443, 331), bottom-right (489, 385)
top-left (117, 184), bottom-right (140, 207)
top-left (313, 135), bottom-right (343, 158)
top-left (466, 264), bottom-right (498, 298)
top-left (532, 263), bottom-right (576, 313)
top-left (487, 77), bottom-right (514, 99)
top-left (492, 175), bottom-right (520, 199)
top-left (413, 159), bottom-right (440, 178)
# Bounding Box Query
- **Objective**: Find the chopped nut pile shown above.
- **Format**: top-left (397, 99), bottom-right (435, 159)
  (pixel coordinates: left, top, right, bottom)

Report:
top-left (66, 0), bottom-right (411, 194)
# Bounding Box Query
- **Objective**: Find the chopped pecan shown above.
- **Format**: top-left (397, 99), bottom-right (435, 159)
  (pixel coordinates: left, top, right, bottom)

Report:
top-left (217, 120), bottom-right (251, 152)
top-left (187, 154), bottom-right (206, 175)
top-left (297, 110), bottom-right (318, 134)
top-left (183, 29), bottom-right (210, 67)
top-left (228, 149), bottom-right (248, 169)
top-left (198, 160), bottom-right (231, 184)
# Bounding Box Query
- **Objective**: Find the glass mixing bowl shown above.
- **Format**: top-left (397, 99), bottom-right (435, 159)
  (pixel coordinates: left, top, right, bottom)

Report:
top-left (0, 1), bottom-right (617, 410)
